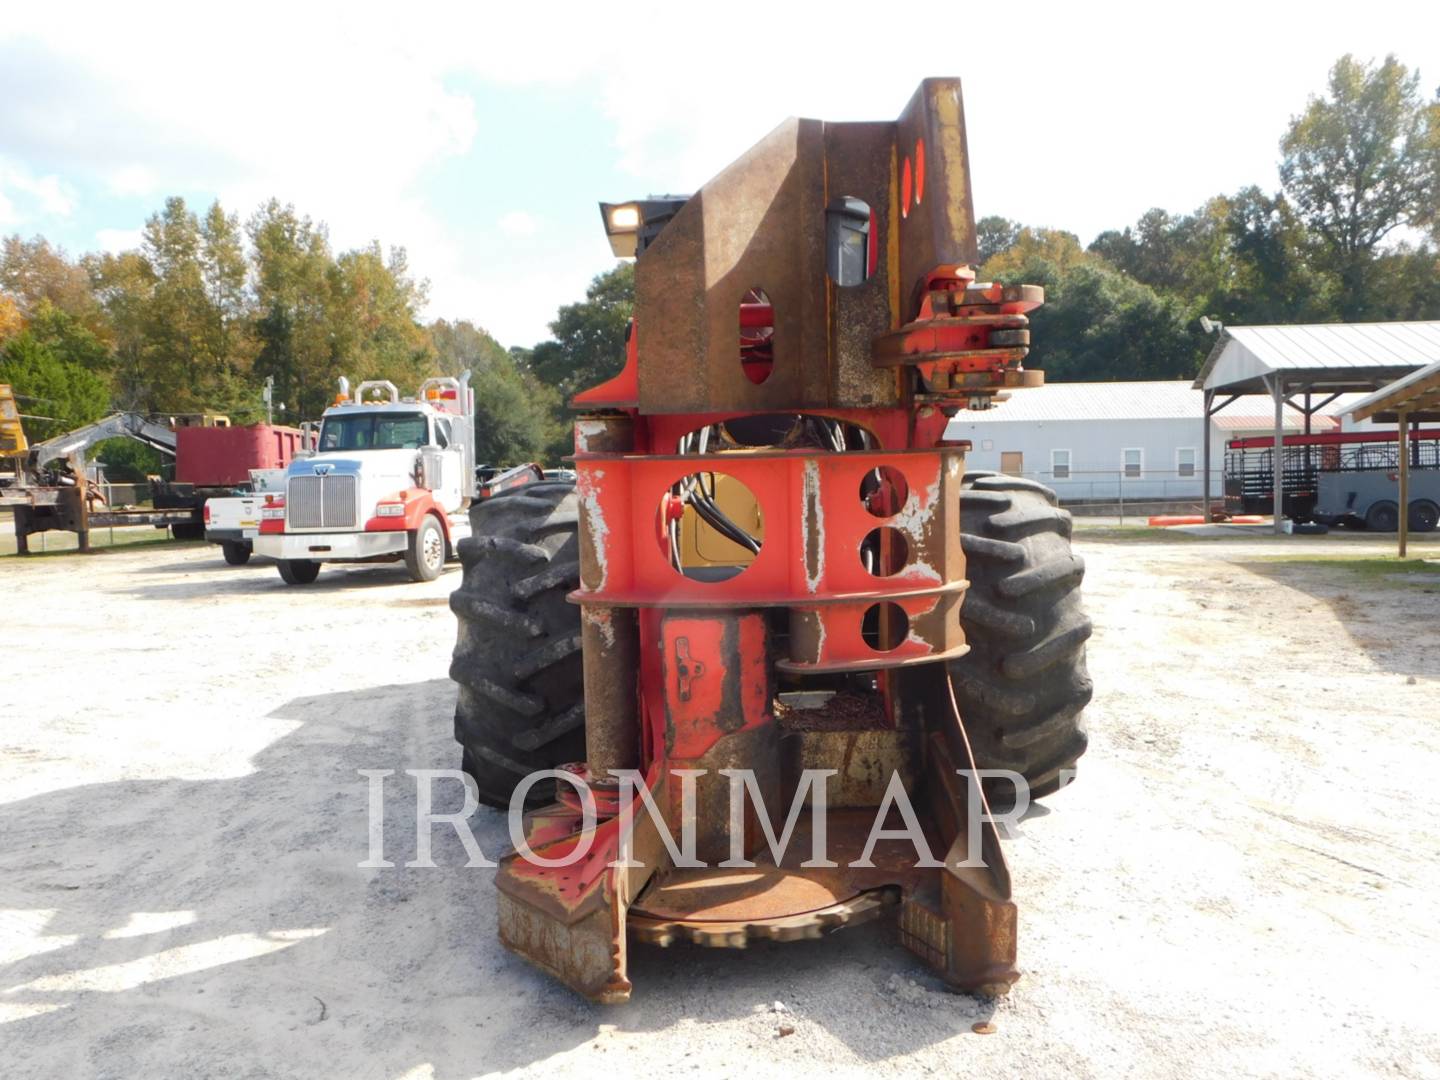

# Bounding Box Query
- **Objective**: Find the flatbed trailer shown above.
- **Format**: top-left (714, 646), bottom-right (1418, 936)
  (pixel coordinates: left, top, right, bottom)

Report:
top-left (0, 485), bottom-right (200, 553)
top-left (4, 415), bottom-right (307, 554)
top-left (1223, 428), bottom-right (1440, 522)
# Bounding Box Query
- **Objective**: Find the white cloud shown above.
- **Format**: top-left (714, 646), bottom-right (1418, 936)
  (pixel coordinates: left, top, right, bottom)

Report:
top-left (94, 227), bottom-right (143, 253)
top-left (0, 160), bottom-right (75, 222)
top-left (106, 165), bottom-right (158, 197)
top-left (497, 211), bottom-right (541, 237)
top-left (2, 0), bottom-right (1438, 346)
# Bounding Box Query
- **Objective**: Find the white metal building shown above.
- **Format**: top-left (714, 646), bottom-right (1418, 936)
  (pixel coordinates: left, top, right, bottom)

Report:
top-left (946, 381), bottom-right (1341, 503)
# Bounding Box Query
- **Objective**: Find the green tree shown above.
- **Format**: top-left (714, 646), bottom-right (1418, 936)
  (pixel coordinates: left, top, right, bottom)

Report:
top-left (137, 196), bottom-right (259, 415)
top-left (1221, 187), bottom-right (1338, 323)
top-left (248, 200), bottom-right (335, 422)
top-left (93, 439), bottom-right (167, 483)
top-left (198, 201), bottom-right (257, 405)
top-left (1089, 205), bottom-right (1231, 298)
top-left (86, 250), bottom-right (157, 410)
top-left (975, 216), bottom-right (1020, 266)
top-left (0, 332), bottom-right (110, 441)
top-left (430, 318), bottom-right (561, 465)
top-left (0, 235), bottom-right (105, 334)
top-left (981, 227), bottom-right (1093, 280)
top-left (139, 197), bottom-right (208, 406)
top-left (983, 233), bottom-right (1201, 381)
top-left (329, 243), bottom-right (435, 394)
top-left (528, 262), bottom-right (634, 400)
top-left (1090, 194), bottom-right (1338, 325)
top-left (25, 300), bottom-right (112, 371)
top-left (1280, 54), bottom-right (1438, 315)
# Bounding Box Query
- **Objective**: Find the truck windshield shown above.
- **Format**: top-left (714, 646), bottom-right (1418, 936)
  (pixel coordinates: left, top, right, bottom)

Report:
top-left (318, 413), bottom-right (429, 451)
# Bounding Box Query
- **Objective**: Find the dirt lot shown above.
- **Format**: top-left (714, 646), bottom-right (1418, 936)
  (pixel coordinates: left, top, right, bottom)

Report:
top-left (2, 527), bottom-right (1439, 1079)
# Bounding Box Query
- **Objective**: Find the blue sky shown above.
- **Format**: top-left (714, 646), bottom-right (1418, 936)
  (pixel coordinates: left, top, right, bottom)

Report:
top-left (2, 1), bottom-right (1437, 348)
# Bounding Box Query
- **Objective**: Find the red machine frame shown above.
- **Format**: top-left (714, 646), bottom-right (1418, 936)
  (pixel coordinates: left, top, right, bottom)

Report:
top-left (492, 79), bottom-right (1043, 1003)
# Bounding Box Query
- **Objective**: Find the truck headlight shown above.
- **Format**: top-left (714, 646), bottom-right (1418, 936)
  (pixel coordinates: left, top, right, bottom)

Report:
top-left (261, 505), bottom-right (286, 520)
top-left (375, 503), bottom-right (405, 517)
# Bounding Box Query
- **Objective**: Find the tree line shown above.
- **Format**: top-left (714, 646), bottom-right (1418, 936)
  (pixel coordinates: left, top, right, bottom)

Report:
top-left (2, 53), bottom-right (1435, 476)
top-left (979, 54), bottom-right (1438, 381)
top-left (0, 198), bottom-right (562, 474)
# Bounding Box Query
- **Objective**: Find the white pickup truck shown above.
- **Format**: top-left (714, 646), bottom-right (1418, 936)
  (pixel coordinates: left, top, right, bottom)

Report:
top-left (203, 468), bottom-right (287, 565)
top-left (253, 374), bottom-right (482, 585)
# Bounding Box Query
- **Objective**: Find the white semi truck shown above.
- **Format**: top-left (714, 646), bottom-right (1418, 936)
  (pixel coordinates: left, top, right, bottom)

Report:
top-left (255, 375), bottom-right (480, 584)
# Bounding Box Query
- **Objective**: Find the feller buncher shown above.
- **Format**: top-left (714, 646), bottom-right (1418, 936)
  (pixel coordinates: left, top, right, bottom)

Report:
top-left (449, 79), bottom-right (1091, 1002)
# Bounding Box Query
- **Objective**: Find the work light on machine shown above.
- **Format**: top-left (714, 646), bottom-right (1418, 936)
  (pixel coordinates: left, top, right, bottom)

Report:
top-left (598, 196), bottom-right (690, 258)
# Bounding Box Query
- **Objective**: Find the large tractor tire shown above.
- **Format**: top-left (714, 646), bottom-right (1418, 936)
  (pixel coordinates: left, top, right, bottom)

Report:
top-left (947, 473), bottom-right (1092, 801)
top-left (450, 482), bottom-right (586, 808)
top-left (446, 473), bottom-right (1091, 809)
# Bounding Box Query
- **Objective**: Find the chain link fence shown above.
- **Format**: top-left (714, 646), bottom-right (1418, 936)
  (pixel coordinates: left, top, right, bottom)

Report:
top-left (1007, 468), bottom-right (1219, 522)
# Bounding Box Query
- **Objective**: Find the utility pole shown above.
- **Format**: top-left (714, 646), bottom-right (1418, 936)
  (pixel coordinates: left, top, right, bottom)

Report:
top-left (263, 376), bottom-right (274, 426)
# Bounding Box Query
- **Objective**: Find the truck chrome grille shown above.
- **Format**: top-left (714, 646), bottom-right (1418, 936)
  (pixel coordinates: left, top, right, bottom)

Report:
top-left (288, 474), bottom-right (357, 529)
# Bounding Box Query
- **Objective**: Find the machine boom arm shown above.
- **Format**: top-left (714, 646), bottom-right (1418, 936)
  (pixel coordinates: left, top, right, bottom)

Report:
top-left (28, 412), bottom-right (177, 470)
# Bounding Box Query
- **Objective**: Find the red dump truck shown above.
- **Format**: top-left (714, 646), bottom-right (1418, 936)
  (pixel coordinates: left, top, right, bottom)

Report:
top-left (153, 423), bottom-right (309, 539)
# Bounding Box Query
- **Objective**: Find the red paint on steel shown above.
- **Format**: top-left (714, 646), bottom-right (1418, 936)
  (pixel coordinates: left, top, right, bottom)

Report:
top-left (175, 424), bottom-right (305, 487)
top-left (1226, 428), bottom-right (1440, 450)
top-left (493, 81), bottom-right (1049, 1003)
top-left (363, 488), bottom-right (447, 538)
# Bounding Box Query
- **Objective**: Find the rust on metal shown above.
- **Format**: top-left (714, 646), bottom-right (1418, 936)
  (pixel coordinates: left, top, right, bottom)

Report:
top-left (581, 605), bottom-right (640, 775)
top-left (493, 77), bottom-right (1046, 1005)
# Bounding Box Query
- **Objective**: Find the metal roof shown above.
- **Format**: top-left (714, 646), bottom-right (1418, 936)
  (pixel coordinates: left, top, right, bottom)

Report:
top-left (959, 380), bottom-right (1200, 422)
top-left (950, 380), bottom-right (1366, 432)
top-left (1212, 411), bottom-right (1338, 432)
top-left (1349, 359), bottom-right (1440, 423)
top-left (1194, 321), bottom-right (1440, 394)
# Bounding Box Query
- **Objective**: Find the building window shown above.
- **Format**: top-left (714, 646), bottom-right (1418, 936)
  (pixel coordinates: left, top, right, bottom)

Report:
top-left (1176, 446), bottom-right (1196, 478)
top-left (1122, 448), bottom-right (1143, 479)
top-left (1051, 449), bottom-right (1072, 480)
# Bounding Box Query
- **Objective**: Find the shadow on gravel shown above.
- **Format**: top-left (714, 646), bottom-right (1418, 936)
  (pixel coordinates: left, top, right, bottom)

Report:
top-left (1237, 557), bottom-right (1440, 678)
top-left (129, 554), bottom-right (248, 574)
top-left (1, 677), bottom-right (995, 1078)
top-left (107, 562), bottom-right (460, 600)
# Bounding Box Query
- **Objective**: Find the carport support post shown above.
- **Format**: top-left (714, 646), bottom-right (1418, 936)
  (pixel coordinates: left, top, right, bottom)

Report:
top-left (1202, 389), bottom-right (1213, 520)
top-left (1270, 375), bottom-right (1285, 534)
top-left (1398, 409), bottom-right (1410, 558)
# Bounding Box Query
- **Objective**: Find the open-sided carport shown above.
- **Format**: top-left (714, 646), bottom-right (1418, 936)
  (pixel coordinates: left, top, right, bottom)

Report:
top-left (1194, 321), bottom-right (1440, 533)
top-left (1348, 360), bottom-right (1440, 556)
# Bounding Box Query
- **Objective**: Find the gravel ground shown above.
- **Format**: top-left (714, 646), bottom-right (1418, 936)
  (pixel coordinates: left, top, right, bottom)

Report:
top-left (2, 529), bottom-right (1439, 1079)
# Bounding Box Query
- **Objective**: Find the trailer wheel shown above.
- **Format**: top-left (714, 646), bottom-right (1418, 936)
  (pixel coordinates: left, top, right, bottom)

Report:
top-left (405, 514), bottom-right (446, 582)
top-left (1365, 501), bottom-right (1399, 532)
top-left (946, 473), bottom-right (1092, 802)
top-left (1408, 500), bottom-right (1439, 534)
top-left (277, 559), bottom-right (321, 585)
top-left (221, 540), bottom-right (251, 566)
top-left (450, 482), bottom-right (584, 808)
